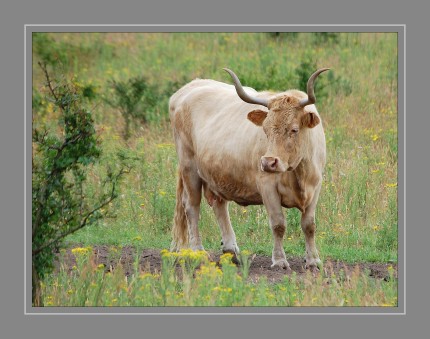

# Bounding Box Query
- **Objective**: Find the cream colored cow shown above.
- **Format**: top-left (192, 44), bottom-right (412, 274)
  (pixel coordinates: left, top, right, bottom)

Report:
top-left (169, 68), bottom-right (329, 270)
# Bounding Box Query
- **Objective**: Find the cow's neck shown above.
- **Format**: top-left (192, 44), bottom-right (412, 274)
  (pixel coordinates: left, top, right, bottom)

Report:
top-left (290, 158), bottom-right (319, 198)
top-left (293, 157), bottom-right (311, 181)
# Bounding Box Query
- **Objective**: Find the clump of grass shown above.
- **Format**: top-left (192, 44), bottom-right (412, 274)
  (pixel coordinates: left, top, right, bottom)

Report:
top-left (42, 248), bottom-right (397, 307)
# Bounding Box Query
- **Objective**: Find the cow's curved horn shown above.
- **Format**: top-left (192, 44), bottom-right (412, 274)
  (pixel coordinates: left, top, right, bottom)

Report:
top-left (299, 68), bottom-right (330, 107)
top-left (223, 68), bottom-right (269, 107)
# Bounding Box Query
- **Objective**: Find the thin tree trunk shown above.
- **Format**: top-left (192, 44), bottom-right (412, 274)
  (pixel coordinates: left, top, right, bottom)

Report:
top-left (32, 261), bottom-right (43, 306)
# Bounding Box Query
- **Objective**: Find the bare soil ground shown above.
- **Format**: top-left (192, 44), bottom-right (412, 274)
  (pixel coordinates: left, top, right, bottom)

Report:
top-left (56, 246), bottom-right (397, 283)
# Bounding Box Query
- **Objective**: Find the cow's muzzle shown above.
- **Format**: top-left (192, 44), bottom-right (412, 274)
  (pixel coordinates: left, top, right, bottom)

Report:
top-left (260, 156), bottom-right (287, 173)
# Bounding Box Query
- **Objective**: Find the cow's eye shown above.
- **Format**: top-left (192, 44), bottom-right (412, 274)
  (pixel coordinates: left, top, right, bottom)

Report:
top-left (291, 127), bottom-right (299, 134)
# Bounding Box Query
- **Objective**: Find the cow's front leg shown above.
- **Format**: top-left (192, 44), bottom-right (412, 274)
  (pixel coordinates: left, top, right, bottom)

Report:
top-left (268, 210), bottom-right (290, 270)
top-left (301, 215), bottom-right (321, 271)
top-left (260, 185), bottom-right (290, 270)
top-left (301, 184), bottom-right (323, 271)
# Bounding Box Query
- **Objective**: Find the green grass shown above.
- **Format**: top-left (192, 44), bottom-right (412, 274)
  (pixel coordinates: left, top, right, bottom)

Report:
top-left (33, 32), bottom-right (398, 306)
top-left (42, 248), bottom-right (397, 307)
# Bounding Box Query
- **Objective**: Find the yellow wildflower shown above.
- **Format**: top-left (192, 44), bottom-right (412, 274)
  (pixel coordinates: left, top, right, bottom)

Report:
top-left (139, 273), bottom-right (154, 280)
top-left (156, 143), bottom-right (174, 149)
top-left (241, 250), bottom-right (251, 256)
top-left (71, 247), bottom-right (92, 256)
top-left (220, 252), bottom-right (233, 260)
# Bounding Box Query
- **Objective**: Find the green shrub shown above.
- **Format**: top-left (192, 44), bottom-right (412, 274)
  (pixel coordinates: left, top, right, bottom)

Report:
top-left (105, 76), bottom-right (160, 139)
top-left (312, 32), bottom-right (340, 45)
top-left (295, 56), bottom-right (329, 101)
top-left (32, 33), bottom-right (67, 66)
top-left (32, 63), bottom-right (129, 306)
top-left (267, 32), bottom-right (299, 40)
top-left (32, 33), bottom-right (110, 71)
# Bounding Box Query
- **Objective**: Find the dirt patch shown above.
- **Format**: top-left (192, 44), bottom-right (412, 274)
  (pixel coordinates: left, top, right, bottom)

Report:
top-left (56, 246), bottom-right (397, 283)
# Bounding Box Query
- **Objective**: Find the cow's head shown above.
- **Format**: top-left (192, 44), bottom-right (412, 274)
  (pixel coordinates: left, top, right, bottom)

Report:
top-left (224, 68), bottom-right (329, 173)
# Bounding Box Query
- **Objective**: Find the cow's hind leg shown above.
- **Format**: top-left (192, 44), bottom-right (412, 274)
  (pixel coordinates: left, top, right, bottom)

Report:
top-left (214, 200), bottom-right (240, 256)
top-left (181, 165), bottom-right (204, 251)
top-left (213, 200), bottom-right (240, 259)
top-left (203, 186), bottom-right (240, 260)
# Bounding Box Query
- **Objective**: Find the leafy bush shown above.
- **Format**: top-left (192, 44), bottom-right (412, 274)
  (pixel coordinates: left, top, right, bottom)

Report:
top-left (267, 32), bottom-right (299, 40)
top-left (32, 33), bottom-right (112, 71)
top-left (32, 33), bottom-right (67, 66)
top-left (105, 76), bottom-right (160, 139)
top-left (312, 32), bottom-right (340, 45)
top-left (32, 63), bottom-right (129, 306)
top-left (295, 56), bottom-right (329, 101)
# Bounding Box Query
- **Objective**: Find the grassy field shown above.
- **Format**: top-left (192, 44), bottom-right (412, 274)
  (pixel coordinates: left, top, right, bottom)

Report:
top-left (41, 248), bottom-right (397, 307)
top-left (32, 32), bottom-right (398, 306)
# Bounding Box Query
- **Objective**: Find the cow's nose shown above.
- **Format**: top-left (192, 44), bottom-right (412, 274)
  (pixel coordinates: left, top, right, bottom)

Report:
top-left (261, 157), bottom-right (280, 172)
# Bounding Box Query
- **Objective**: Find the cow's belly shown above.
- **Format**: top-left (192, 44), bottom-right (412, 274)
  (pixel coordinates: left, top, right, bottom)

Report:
top-left (197, 164), bottom-right (263, 205)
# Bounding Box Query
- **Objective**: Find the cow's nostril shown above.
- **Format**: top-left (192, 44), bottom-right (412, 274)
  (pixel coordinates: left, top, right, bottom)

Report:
top-left (270, 158), bottom-right (278, 169)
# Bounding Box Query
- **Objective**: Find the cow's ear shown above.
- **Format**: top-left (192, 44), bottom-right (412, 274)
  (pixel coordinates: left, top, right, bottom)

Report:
top-left (247, 110), bottom-right (268, 126)
top-left (301, 111), bottom-right (320, 129)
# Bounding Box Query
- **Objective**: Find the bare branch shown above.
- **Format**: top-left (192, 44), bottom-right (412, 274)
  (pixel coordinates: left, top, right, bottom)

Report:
top-left (38, 61), bottom-right (63, 112)
top-left (32, 168), bottom-right (127, 257)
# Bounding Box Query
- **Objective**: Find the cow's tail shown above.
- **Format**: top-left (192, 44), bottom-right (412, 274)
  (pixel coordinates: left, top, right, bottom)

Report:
top-left (170, 171), bottom-right (188, 251)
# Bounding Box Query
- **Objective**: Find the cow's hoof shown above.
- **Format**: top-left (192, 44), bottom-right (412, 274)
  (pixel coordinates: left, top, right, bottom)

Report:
top-left (305, 258), bottom-right (322, 272)
top-left (270, 259), bottom-right (291, 271)
top-left (222, 249), bottom-right (240, 265)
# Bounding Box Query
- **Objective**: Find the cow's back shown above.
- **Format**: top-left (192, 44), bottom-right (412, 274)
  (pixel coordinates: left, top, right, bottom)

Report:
top-left (169, 79), bottom-right (271, 202)
top-left (169, 78), bottom-right (268, 156)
